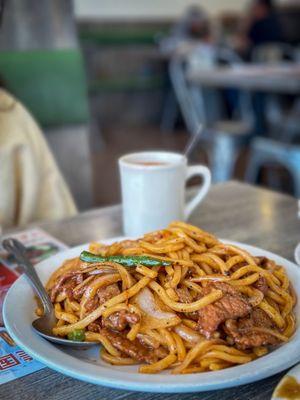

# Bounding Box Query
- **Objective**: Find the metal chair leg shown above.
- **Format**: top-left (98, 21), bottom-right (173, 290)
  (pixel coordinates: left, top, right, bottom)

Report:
top-left (245, 147), bottom-right (265, 183)
top-left (208, 134), bottom-right (238, 182)
top-left (289, 157), bottom-right (300, 197)
top-left (246, 137), bottom-right (300, 196)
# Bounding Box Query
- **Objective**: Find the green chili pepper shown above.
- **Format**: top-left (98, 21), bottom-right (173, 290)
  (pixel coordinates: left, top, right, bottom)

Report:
top-left (80, 251), bottom-right (171, 267)
top-left (67, 329), bottom-right (85, 342)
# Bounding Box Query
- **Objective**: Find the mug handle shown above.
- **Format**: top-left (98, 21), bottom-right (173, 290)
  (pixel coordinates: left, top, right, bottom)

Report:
top-left (184, 165), bottom-right (211, 220)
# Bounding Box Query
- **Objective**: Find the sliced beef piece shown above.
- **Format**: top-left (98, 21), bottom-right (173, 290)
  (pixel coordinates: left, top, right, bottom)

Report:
top-left (100, 328), bottom-right (166, 363)
top-left (84, 296), bottom-right (99, 313)
top-left (49, 273), bottom-right (83, 302)
top-left (176, 286), bottom-right (199, 321)
top-left (82, 283), bottom-right (121, 317)
top-left (176, 287), bottom-right (193, 303)
top-left (87, 319), bottom-right (102, 333)
top-left (102, 310), bottom-right (140, 332)
top-left (255, 256), bottom-right (276, 271)
top-left (81, 283), bottom-right (121, 316)
top-left (253, 276), bottom-right (268, 295)
top-left (197, 282), bottom-right (251, 338)
top-left (73, 278), bottom-right (92, 300)
top-left (136, 334), bottom-right (167, 359)
top-left (97, 283), bottom-right (120, 305)
top-left (63, 275), bottom-right (84, 301)
top-left (224, 308), bottom-right (279, 349)
top-left (230, 262), bottom-right (248, 273)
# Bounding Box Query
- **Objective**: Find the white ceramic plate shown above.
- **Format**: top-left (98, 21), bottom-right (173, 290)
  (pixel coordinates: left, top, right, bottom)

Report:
top-left (294, 242), bottom-right (300, 266)
top-left (3, 238), bottom-right (300, 393)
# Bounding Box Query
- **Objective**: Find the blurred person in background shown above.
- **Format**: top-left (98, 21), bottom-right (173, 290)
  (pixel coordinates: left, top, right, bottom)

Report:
top-left (0, 0), bottom-right (77, 229)
top-left (236, 0), bottom-right (283, 59)
top-left (171, 5), bottom-right (212, 43)
top-left (159, 5), bottom-right (213, 56)
top-left (247, 0), bottom-right (283, 48)
top-left (159, 5), bottom-right (214, 131)
top-left (233, 0), bottom-right (284, 135)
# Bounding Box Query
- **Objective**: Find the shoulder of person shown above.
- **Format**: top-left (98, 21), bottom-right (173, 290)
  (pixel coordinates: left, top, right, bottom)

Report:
top-left (0, 88), bottom-right (16, 111)
top-left (0, 88), bottom-right (42, 150)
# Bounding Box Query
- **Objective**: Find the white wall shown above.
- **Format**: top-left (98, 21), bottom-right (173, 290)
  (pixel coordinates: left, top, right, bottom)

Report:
top-left (74, 0), bottom-right (250, 20)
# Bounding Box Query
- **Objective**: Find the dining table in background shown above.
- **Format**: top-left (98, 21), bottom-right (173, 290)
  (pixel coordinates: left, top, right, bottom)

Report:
top-left (1, 181), bottom-right (299, 400)
top-left (187, 63), bottom-right (300, 94)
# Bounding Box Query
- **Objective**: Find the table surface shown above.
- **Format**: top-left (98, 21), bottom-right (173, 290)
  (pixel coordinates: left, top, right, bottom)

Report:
top-left (1, 181), bottom-right (299, 400)
top-left (188, 63), bottom-right (300, 94)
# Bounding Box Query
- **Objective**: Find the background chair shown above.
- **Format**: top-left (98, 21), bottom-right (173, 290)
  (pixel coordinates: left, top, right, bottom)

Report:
top-left (252, 43), bottom-right (299, 141)
top-left (245, 43), bottom-right (300, 196)
top-left (245, 137), bottom-right (300, 197)
top-left (169, 46), bottom-right (254, 181)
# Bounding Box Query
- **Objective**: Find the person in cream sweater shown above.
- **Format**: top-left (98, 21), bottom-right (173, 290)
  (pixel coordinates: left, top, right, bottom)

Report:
top-left (0, 88), bottom-right (77, 229)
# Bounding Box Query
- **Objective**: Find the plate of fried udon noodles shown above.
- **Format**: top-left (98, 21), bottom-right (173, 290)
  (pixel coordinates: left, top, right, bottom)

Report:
top-left (4, 222), bottom-right (300, 392)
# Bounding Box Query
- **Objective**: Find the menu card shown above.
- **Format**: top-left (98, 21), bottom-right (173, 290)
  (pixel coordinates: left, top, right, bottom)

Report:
top-left (0, 228), bottom-right (68, 384)
top-left (0, 327), bottom-right (44, 384)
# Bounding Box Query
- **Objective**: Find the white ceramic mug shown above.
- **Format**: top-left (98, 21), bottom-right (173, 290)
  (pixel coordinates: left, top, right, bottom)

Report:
top-left (119, 151), bottom-right (211, 237)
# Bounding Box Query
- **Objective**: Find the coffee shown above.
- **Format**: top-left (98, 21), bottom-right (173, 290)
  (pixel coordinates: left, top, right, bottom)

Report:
top-left (130, 161), bottom-right (168, 166)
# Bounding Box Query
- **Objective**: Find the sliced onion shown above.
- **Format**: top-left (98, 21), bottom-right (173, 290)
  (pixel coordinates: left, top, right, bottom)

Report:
top-left (174, 324), bottom-right (202, 344)
top-left (137, 333), bottom-right (160, 349)
top-left (135, 287), bottom-right (177, 320)
top-left (87, 268), bottom-right (116, 275)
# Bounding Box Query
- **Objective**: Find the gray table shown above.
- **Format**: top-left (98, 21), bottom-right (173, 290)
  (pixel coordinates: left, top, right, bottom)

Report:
top-left (188, 63), bottom-right (300, 94)
top-left (1, 181), bottom-right (299, 400)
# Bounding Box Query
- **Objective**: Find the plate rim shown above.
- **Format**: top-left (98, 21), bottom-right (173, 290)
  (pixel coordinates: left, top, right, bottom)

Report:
top-left (3, 237), bottom-right (300, 393)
